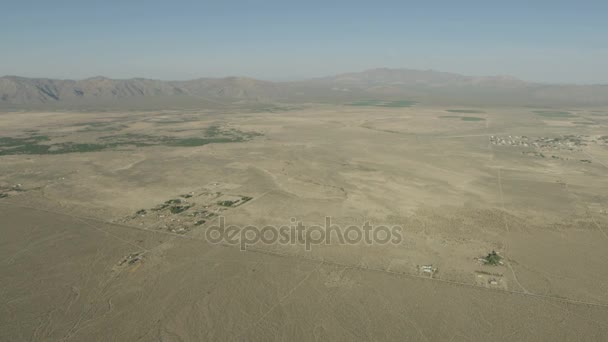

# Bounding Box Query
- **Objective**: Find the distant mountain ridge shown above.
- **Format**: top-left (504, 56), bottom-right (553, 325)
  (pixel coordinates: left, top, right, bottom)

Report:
top-left (313, 68), bottom-right (527, 87)
top-left (2, 68), bottom-right (607, 107)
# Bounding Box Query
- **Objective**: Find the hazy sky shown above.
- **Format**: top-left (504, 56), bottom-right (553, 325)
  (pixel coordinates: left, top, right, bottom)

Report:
top-left (2, 0), bottom-right (607, 83)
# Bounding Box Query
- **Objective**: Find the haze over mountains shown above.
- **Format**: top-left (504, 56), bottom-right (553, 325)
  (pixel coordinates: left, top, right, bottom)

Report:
top-left (2, 68), bottom-right (607, 108)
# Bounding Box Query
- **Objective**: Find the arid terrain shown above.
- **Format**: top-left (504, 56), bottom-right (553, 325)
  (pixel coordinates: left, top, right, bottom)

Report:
top-left (1, 101), bottom-right (608, 341)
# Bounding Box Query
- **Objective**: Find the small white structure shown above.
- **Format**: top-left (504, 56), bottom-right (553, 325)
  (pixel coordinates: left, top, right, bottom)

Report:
top-left (419, 265), bottom-right (437, 275)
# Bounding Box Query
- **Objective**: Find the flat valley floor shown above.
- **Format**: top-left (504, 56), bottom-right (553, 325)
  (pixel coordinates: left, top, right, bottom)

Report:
top-left (1, 104), bottom-right (608, 341)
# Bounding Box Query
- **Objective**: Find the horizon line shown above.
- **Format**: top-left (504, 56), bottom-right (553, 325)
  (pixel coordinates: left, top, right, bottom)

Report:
top-left (2, 68), bottom-right (608, 86)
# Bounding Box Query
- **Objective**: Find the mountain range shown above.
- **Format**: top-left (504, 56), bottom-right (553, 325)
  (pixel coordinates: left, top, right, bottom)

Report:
top-left (2, 68), bottom-right (607, 108)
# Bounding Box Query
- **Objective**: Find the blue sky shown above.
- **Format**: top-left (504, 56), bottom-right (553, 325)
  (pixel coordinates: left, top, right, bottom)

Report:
top-left (1, 0), bottom-right (607, 83)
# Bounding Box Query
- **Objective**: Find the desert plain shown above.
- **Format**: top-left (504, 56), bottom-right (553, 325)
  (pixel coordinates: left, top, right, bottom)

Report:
top-left (1, 102), bottom-right (608, 341)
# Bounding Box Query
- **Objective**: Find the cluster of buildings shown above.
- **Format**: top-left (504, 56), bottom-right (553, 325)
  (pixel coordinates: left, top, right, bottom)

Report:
top-left (490, 135), bottom-right (588, 152)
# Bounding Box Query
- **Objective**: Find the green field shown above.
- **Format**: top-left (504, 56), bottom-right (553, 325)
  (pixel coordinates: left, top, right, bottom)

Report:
top-left (0, 126), bottom-right (262, 156)
top-left (533, 110), bottom-right (576, 118)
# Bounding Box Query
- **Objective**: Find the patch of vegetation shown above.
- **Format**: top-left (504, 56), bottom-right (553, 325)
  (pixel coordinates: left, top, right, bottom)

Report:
top-left (533, 110), bottom-right (576, 118)
top-left (169, 204), bottom-right (192, 214)
top-left (523, 151), bottom-right (547, 158)
top-left (0, 125), bottom-right (262, 156)
top-left (194, 220), bottom-right (206, 226)
top-left (98, 133), bottom-right (156, 141)
top-left (0, 134), bottom-right (119, 155)
top-left (136, 209), bottom-right (147, 215)
top-left (0, 135), bottom-right (51, 155)
top-left (205, 125), bottom-right (224, 137)
top-left (150, 120), bottom-right (189, 124)
top-left (446, 109), bottom-right (486, 114)
top-left (217, 196), bottom-right (252, 207)
top-left (474, 270), bottom-right (502, 277)
top-left (0, 144), bottom-right (52, 155)
top-left (151, 204), bottom-right (169, 211)
top-left (483, 251), bottom-right (502, 266)
top-left (377, 100), bottom-right (418, 107)
top-left (248, 105), bottom-right (302, 113)
top-left (572, 121), bottom-right (594, 125)
top-left (53, 143), bottom-right (112, 153)
top-left (0, 193), bottom-right (8, 198)
top-left (0, 135), bottom-right (50, 145)
top-left (218, 200), bottom-right (238, 207)
top-left (73, 122), bottom-right (127, 133)
top-left (190, 210), bottom-right (216, 218)
top-left (72, 121), bottom-right (114, 127)
top-left (348, 100), bottom-right (385, 106)
top-left (347, 100), bottom-right (417, 107)
top-left (580, 159), bottom-right (592, 163)
top-left (167, 137), bottom-right (237, 147)
top-left (439, 116), bottom-right (485, 121)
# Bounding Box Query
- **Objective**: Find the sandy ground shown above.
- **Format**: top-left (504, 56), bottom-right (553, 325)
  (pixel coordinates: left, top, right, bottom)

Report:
top-left (1, 105), bottom-right (608, 341)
